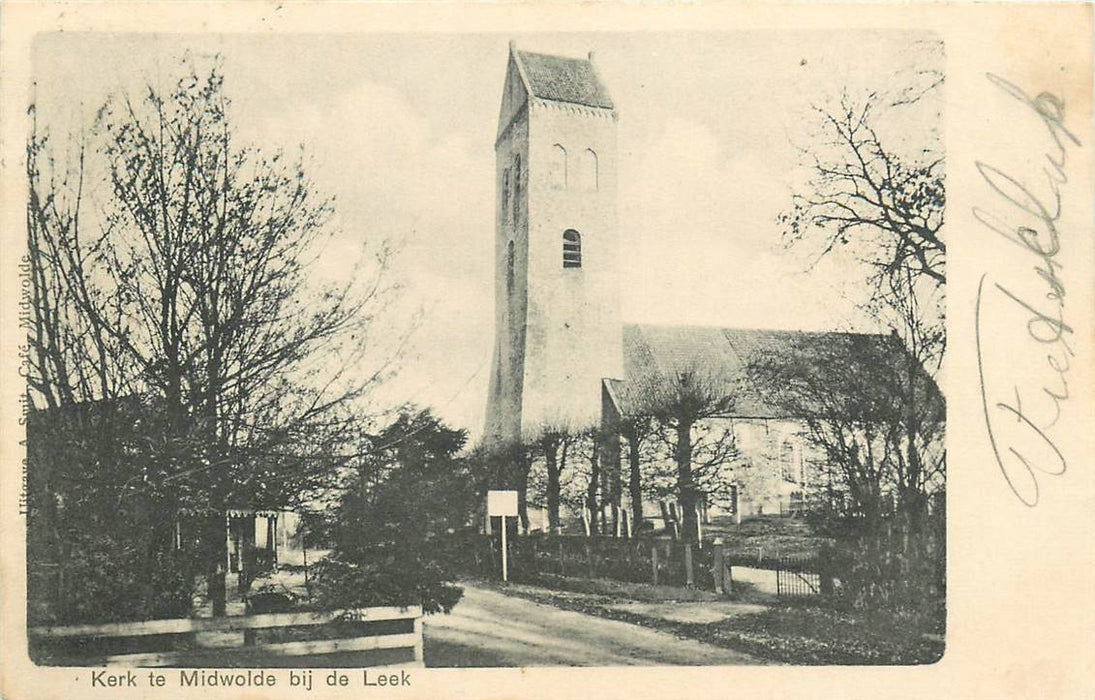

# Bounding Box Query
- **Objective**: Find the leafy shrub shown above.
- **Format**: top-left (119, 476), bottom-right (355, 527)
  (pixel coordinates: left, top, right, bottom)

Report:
top-left (312, 555), bottom-right (463, 615)
top-left (28, 534), bottom-right (197, 625)
top-left (26, 398), bottom-right (203, 625)
top-left (246, 589), bottom-right (299, 614)
top-left (310, 409), bottom-right (481, 615)
top-left (825, 515), bottom-right (945, 631)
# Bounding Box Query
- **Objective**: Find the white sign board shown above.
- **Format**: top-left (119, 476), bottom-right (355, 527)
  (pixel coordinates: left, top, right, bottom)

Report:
top-left (486, 489), bottom-right (518, 517)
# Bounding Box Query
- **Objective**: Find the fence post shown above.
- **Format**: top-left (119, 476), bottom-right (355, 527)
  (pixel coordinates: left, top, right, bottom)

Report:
top-left (775, 550), bottom-right (783, 598)
top-left (413, 616), bottom-right (424, 666)
top-left (651, 544), bottom-right (659, 585)
top-left (712, 540), bottom-right (725, 594)
top-left (585, 540), bottom-right (594, 578)
top-left (819, 543), bottom-right (834, 595)
top-left (684, 543), bottom-right (694, 588)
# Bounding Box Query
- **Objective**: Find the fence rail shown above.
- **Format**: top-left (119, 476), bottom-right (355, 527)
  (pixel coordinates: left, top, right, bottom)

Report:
top-left (467, 532), bottom-right (838, 600)
top-left (28, 606), bottom-right (423, 667)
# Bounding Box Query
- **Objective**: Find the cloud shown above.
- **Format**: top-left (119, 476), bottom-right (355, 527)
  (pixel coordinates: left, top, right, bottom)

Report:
top-left (617, 115), bottom-right (872, 333)
top-left (250, 79), bottom-right (496, 435)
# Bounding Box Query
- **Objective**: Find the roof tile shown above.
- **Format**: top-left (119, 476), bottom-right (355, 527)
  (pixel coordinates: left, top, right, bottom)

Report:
top-left (515, 50), bottom-right (614, 109)
top-left (610, 323), bottom-right (926, 420)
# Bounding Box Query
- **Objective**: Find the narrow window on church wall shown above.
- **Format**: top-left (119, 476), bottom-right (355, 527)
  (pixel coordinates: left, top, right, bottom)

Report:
top-left (507, 240), bottom-right (516, 292)
top-left (795, 443), bottom-right (804, 483)
top-left (502, 168), bottom-right (510, 218)
top-left (582, 149), bottom-right (598, 191)
top-left (780, 440), bottom-right (797, 482)
top-left (513, 154), bottom-right (522, 224)
top-left (549, 144), bottom-right (567, 189)
top-left (780, 438), bottom-right (805, 483)
top-left (563, 229), bottom-right (582, 268)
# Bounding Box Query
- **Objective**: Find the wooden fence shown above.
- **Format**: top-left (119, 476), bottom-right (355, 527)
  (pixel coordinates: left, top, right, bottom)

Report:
top-left (494, 535), bottom-right (707, 588)
top-left (474, 534), bottom-right (836, 600)
top-left (28, 606), bottom-right (423, 667)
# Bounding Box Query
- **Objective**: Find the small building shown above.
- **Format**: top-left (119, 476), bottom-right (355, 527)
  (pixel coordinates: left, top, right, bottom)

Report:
top-left (226, 507), bottom-right (308, 575)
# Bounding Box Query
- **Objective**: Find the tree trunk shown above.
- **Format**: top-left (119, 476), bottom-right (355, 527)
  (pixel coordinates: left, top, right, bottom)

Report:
top-left (599, 445), bottom-right (611, 536)
top-left (207, 512), bottom-right (227, 617)
top-left (516, 448), bottom-right (530, 533)
top-left (676, 420), bottom-right (699, 543)
top-left (605, 436), bottom-right (621, 537)
top-left (587, 444), bottom-right (599, 535)
top-left (546, 438), bottom-right (562, 533)
top-left (204, 357), bottom-right (230, 616)
top-left (904, 358), bottom-right (927, 536)
top-left (628, 430), bottom-right (644, 533)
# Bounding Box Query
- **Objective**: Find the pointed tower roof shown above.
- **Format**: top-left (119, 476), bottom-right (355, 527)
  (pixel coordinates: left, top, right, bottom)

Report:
top-left (497, 43), bottom-right (615, 143)
top-left (513, 49), bottom-right (614, 109)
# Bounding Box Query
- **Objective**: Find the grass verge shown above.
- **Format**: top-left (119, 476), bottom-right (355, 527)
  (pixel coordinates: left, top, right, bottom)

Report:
top-left (484, 574), bottom-right (943, 665)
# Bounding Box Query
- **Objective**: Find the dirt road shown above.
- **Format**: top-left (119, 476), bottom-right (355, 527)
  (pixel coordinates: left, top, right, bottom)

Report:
top-left (423, 583), bottom-right (766, 667)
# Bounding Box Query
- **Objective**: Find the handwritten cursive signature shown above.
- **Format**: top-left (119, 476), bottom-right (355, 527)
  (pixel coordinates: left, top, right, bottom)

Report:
top-left (973, 73), bottom-right (1081, 507)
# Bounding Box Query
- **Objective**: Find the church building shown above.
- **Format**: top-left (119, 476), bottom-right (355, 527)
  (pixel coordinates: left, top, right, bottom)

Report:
top-left (483, 43), bottom-right (924, 521)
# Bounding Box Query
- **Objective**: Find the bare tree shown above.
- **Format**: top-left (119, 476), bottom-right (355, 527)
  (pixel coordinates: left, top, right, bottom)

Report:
top-left (619, 416), bottom-right (655, 532)
top-left (631, 368), bottom-right (739, 543)
top-left (781, 90), bottom-right (945, 295)
top-left (26, 57), bottom-right (399, 616)
top-left (528, 428), bottom-right (604, 534)
top-left (779, 62), bottom-right (946, 533)
top-left (782, 80), bottom-right (945, 377)
top-left (557, 428), bottom-right (602, 534)
top-left (526, 425), bottom-right (582, 533)
top-left (749, 334), bottom-right (944, 533)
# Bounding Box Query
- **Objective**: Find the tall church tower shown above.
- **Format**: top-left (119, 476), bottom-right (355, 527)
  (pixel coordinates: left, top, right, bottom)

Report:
top-left (485, 43), bottom-right (622, 447)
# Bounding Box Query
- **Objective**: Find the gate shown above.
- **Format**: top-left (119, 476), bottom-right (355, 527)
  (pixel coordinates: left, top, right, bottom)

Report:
top-left (774, 553), bottom-right (822, 598)
top-left (775, 568), bottom-right (821, 597)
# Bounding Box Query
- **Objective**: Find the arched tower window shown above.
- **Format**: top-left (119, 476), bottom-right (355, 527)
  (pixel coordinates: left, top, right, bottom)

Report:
top-left (563, 229), bottom-right (582, 268)
top-left (581, 149), bottom-right (598, 191)
top-left (506, 240), bottom-right (515, 292)
top-left (549, 144), bottom-right (568, 189)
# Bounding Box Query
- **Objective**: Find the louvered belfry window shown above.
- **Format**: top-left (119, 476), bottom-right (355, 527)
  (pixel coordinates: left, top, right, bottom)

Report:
top-left (563, 229), bottom-right (582, 268)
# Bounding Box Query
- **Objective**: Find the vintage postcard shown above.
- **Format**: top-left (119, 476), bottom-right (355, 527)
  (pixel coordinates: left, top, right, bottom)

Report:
top-left (0, 2), bottom-right (1091, 699)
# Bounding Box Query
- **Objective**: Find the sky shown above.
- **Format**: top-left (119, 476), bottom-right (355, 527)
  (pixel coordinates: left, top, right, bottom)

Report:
top-left (32, 31), bottom-right (943, 439)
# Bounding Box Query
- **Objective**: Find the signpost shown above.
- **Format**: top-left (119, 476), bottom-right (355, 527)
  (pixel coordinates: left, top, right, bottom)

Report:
top-left (486, 490), bottom-right (518, 581)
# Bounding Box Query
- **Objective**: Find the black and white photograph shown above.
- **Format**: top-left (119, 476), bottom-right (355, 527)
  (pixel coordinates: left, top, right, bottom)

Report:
top-left (2, 4), bottom-right (1092, 698)
top-left (21, 30), bottom-right (946, 669)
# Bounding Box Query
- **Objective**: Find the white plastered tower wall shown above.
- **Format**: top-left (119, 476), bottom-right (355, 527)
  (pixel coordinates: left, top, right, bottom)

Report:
top-left (484, 47), bottom-right (530, 448)
top-left (485, 44), bottom-right (623, 446)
